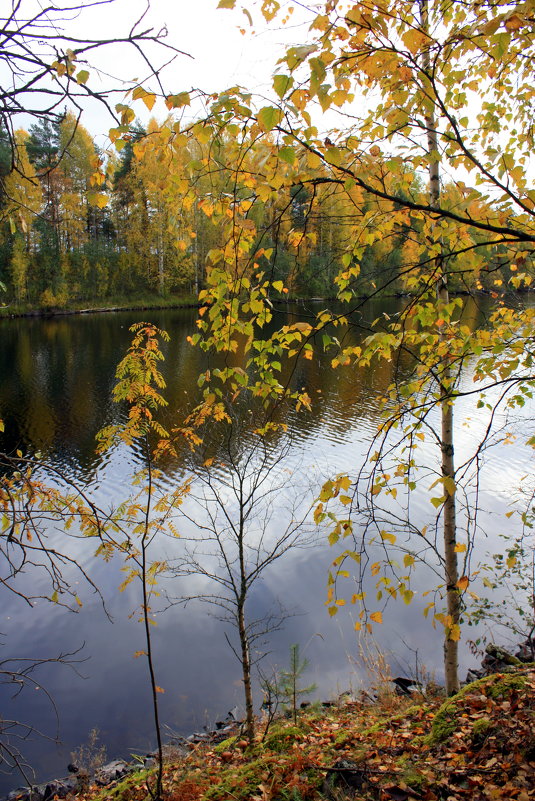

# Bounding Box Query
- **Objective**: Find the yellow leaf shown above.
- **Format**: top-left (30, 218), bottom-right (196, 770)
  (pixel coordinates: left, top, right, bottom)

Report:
top-left (132, 87), bottom-right (157, 111)
top-left (370, 610), bottom-right (383, 624)
top-left (87, 192), bottom-right (109, 209)
top-left (449, 624), bottom-right (461, 642)
top-left (443, 477), bottom-right (456, 496)
top-left (454, 543), bottom-right (467, 553)
top-left (456, 575), bottom-right (469, 591)
top-left (354, 621), bottom-right (362, 631)
top-left (380, 530), bottom-right (396, 545)
top-left (401, 29), bottom-right (428, 55)
top-left (155, 685), bottom-right (165, 693)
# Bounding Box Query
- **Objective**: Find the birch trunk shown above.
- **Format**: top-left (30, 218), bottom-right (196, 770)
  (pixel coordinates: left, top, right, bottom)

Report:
top-left (421, 0), bottom-right (460, 695)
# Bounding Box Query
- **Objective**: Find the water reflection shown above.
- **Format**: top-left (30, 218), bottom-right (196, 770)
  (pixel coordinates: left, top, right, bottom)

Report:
top-left (0, 298), bottom-right (533, 792)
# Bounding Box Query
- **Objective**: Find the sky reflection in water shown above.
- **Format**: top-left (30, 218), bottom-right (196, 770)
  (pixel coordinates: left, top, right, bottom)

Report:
top-left (0, 299), bottom-right (532, 791)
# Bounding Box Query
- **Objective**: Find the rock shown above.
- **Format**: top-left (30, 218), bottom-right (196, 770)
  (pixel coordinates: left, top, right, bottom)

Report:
top-left (466, 668), bottom-right (484, 683)
top-left (94, 760), bottom-right (130, 786)
top-left (323, 759), bottom-right (369, 799)
top-left (485, 643), bottom-right (522, 666)
top-left (392, 677), bottom-right (423, 696)
top-left (516, 637), bottom-right (535, 663)
top-left (5, 778), bottom-right (77, 801)
top-left (41, 779), bottom-right (77, 801)
top-left (6, 788), bottom-right (34, 801)
top-left (186, 732), bottom-right (211, 744)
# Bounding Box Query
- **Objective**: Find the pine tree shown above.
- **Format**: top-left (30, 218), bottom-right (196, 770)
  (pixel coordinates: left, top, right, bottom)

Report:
top-left (279, 644), bottom-right (316, 725)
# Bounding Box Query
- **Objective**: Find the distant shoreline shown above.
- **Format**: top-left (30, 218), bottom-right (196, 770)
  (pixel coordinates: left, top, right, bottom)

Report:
top-left (0, 287), bottom-right (527, 322)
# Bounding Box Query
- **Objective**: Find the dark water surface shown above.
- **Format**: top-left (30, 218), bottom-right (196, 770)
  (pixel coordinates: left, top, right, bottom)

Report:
top-left (0, 300), bottom-right (532, 791)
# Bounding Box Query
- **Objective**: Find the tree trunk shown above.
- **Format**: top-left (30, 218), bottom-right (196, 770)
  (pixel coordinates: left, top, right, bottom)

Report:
top-left (237, 600), bottom-right (255, 742)
top-left (421, 0), bottom-right (460, 695)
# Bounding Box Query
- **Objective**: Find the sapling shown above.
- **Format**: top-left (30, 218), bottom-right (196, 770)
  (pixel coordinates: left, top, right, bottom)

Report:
top-left (279, 644), bottom-right (316, 725)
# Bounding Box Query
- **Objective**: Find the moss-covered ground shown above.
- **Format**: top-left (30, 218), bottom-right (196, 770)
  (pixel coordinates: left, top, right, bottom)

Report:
top-left (74, 668), bottom-right (534, 801)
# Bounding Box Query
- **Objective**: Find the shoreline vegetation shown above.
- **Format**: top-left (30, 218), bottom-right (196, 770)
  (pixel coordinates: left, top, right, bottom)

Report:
top-left (0, 294), bottom-right (199, 320)
top-left (5, 661), bottom-right (534, 801)
top-left (1, 287), bottom-right (530, 321)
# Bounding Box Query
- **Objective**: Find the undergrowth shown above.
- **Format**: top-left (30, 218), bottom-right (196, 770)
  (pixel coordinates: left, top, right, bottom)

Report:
top-left (73, 668), bottom-right (535, 801)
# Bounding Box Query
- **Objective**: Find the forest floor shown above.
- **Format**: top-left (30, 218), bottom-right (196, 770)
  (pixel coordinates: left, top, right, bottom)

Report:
top-left (75, 667), bottom-right (534, 801)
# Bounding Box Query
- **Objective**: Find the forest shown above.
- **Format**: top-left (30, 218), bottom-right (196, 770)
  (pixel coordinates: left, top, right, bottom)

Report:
top-left (0, 108), bottom-right (532, 307)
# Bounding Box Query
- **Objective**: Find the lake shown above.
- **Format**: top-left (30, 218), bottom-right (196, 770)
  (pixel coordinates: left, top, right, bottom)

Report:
top-left (0, 298), bottom-right (531, 792)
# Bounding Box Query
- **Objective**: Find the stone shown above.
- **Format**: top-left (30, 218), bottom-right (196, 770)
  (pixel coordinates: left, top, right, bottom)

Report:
top-left (323, 759), bottom-right (369, 800)
top-left (41, 779), bottom-right (77, 801)
top-left (94, 760), bottom-right (130, 786)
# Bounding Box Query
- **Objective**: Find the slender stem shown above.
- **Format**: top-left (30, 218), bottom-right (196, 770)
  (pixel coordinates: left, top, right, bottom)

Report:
top-left (141, 439), bottom-right (164, 800)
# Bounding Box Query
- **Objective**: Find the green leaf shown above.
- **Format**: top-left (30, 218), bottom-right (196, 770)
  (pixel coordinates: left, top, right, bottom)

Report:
top-left (273, 74), bottom-right (294, 98)
top-left (76, 69), bottom-right (89, 84)
top-left (279, 146), bottom-right (297, 165)
top-left (257, 106), bottom-right (282, 132)
top-left (166, 92), bottom-right (191, 109)
top-left (430, 496), bottom-right (446, 508)
top-left (328, 530), bottom-right (339, 546)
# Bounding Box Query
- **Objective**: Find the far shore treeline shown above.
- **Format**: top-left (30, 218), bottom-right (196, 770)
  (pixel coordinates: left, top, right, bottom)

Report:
top-left (1, 112), bottom-right (533, 311)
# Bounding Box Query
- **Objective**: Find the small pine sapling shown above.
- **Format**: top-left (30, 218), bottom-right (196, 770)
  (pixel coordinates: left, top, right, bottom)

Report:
top-left (279, 644), bottom-right (316, 724)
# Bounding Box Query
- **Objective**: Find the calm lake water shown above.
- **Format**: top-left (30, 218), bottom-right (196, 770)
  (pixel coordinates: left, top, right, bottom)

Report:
top-left (0, 298), bottom-right (532, 791)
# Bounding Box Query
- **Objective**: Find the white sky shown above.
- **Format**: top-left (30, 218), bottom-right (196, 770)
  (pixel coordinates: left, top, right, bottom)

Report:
top-left (2, 0), bottom-right (316, 145)
top-left (63, 0), bottom-right (313, 143)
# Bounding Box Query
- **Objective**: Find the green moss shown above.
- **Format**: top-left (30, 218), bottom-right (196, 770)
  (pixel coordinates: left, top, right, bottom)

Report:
top-left (263, 725), bottom-right (304, 753)
top-left (487, 674), bottom-right (526, 699)
top-left (471, 718), bottom-right (493, 742)
top-left (214, 736), bottom-right (238, 753)
top-left (402, 767), bottom-right (427, 790)
top-left (202, 758), bottom-right (273, 801)
top-left (427, 672), bottom-right (528, 745)
top-left (333, 730), bottom-right (354, 747)
top-left (92, 769), bottom-right (150, 801)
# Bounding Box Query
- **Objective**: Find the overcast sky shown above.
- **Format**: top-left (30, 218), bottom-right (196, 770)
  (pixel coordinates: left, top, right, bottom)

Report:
top-left (63, 0), bottom-right (313, 142)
